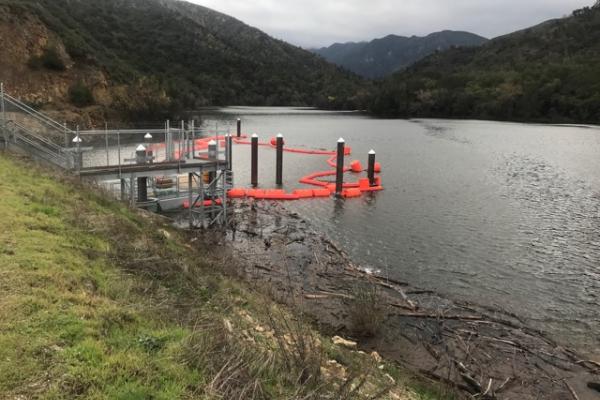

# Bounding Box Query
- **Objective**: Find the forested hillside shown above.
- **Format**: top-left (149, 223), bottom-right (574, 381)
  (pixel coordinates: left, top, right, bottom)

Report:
top-left (370, 4), bottom-right (600, 123)
top-left (0, 0), bottom-right (369, 123)
top-left (314, 31), bottom-right (487, 79)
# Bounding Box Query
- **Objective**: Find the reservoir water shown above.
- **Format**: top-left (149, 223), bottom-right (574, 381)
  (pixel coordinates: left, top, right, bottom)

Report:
top-left (196, 107), bottom-right (600, 354)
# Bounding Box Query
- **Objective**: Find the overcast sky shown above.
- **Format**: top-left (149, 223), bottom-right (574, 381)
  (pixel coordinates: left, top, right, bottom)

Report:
top-left (189, 0), bottom-right (592, 48)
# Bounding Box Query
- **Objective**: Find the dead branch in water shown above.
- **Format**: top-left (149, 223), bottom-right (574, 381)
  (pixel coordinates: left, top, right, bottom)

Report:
top-left (565, 381), bottom-right (580, 400)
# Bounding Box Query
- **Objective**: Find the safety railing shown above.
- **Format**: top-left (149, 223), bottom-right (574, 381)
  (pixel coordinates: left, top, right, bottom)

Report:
top-left (3, 92), bottom-right (75, 142)
top-left (5, 120), bottom-right (73, 169)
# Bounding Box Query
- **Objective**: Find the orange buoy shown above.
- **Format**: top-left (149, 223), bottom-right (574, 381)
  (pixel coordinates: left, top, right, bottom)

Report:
top-left (350, 160), bottom-right (363, 173)
top-left (374, 162), bottom-right (382, 173)
top-left (270, 137), bottom-right (286, 146)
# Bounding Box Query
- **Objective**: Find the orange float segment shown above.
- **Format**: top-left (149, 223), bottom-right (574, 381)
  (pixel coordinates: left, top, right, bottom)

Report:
top-left (359, 178), bottom-right (371, 190)
top-left (312, 188), bottom-right (331, 197)
top-left (374, 162), bottom-right (382, 173)
top-left (360, 186), bottom-right (384, 193)
top-left (246, 189), bottom-right (265, 198)
top-left (342, 188), bottom-right (362, 198)
top-left (183, 198), bottom-right (223, 209)
top-left (294, 189), bottom-right (314, 198)
top-left (227, 188), bottom-right (246, 198)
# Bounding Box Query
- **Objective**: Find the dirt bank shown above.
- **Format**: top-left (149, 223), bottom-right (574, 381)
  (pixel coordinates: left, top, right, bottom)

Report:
top-left (192, 200), bottom-right (600, 400)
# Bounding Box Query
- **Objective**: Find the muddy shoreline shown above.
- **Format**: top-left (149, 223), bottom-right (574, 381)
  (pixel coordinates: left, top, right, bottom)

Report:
top-left (187, 201), bottom-right (599, 399)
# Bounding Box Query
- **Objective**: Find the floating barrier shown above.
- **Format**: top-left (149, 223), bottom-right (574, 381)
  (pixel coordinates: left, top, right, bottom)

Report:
top-left (293, 189), bottom-right (315, 198)
top-left (161, 133), bottom-right (383, 206)
top-left (342, 188), bottom-right (362, 198)
top-left (222, 137), bottom-right (384, 202)
top-left (182, 198), bottom-right (223, 209)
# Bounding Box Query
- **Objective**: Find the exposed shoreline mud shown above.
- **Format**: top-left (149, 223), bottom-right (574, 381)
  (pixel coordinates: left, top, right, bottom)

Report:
top-left (190, 200), bottom-right (599, 400)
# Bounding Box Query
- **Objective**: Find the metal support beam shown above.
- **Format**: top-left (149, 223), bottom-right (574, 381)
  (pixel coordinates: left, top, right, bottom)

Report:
top-left (120, 178), bottom-right (126, 201)
top-left (105, 122), bottom-right (109, 166)
top-left (1, 82), bottom-right (7, 148)
top-left (188, 172), bottom-right (193, 229)
top-left (221, 170), bottom-right (227, 226)
top-left (129, 174), bottom-right (135, 207)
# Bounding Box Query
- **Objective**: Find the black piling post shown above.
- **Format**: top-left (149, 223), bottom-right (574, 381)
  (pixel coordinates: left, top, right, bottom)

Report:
top-left (208, 140), bottom-right (217, 193)
top-left (251, 133), bottom-right (258, 187)
top-left (368, 149), bottom-right (376, 186)
top-left (275, 133), bottom-right (283, 186)
top-left (226, 134), bottom-right (233, 170)
top-left (335, 138), bottom-right (345, 197)
top-left (237, 118), bottom-right (242, 138)
top-left (135, 144), bottom-right (148, 202)
top-left (137, 177), bottom-right (148, 202)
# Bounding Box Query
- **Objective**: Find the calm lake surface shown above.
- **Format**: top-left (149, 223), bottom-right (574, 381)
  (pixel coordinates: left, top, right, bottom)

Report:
top-left (196, 107), bottom-right (600, 353)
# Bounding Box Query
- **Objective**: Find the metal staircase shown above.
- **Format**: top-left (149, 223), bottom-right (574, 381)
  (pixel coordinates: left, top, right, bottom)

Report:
top-left (1, 83), bottom-right (76, 170)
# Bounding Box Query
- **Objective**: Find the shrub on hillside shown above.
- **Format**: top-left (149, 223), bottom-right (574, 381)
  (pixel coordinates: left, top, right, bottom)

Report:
top-left (347, 284), bottom-right (386, 337)
top-left (28, 46), bottom-right (66, 71)
top-left (68, 81), bottom-right (94, 107)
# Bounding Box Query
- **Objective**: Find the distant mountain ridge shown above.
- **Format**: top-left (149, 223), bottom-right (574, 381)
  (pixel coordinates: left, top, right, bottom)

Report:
top-left (314, 31), bottom-right (488, 79)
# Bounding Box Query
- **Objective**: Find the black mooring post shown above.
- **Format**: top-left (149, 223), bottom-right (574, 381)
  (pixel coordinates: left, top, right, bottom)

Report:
top-left (137, 177), bottom-right (148, 202)
top-left (251, 134), bottom-right (258, 187)
top-left (335, 138), bottom-right (345, 197)
top-left (276, 133), bottom-right (284, 186)
top-left (237, 118), bottom-right (242, 138)
top-left (226, 134), bottom-right (233, 170)
top-left (135, 144), bottom-right (148, 202)
top-left (368, 149), bottom-right (376, 186)
top-left (208, 140), bottom-right (217, 193)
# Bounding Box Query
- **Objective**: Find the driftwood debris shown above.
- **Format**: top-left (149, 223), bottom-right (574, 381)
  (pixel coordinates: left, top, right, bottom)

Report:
top-left (218, 202), bottom-right (600, 400)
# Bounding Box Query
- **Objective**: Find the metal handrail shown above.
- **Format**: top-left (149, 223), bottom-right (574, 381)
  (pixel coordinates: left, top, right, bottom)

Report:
top-left (14, 134), bottom-right (70, 168)
top-left (7, 120), bottom-right (65, 152)
top-left (4, 93), bottom-right (74, 135)
top-left (6, 121), bottom-right (71, 167)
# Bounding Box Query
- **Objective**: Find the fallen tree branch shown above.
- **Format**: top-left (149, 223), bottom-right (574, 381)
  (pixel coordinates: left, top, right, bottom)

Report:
top-left (565, 381), bottom-right (580, 400)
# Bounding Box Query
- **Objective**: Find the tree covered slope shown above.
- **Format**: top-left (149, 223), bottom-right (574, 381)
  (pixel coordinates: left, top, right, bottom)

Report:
top-left (0, 0), bottom-right (369, 122)
top-left (370, 4), bottom-right (600, 123)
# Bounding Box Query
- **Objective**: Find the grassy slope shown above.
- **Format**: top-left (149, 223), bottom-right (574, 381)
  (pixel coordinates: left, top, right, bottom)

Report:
top-left (0, 154), bottom-right (443, 399)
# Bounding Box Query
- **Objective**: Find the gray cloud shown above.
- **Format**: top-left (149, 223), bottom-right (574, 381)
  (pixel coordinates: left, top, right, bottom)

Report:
top-left (189, 0), bottom-right (592, 48)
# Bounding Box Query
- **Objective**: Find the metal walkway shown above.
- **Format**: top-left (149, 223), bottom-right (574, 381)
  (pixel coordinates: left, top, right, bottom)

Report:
top-left (0, 83), bottom-right (231, 227)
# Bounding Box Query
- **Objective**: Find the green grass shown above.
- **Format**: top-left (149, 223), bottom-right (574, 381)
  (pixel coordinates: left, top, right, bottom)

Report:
top-left (0, 156), bottom-right (204, 398)
top-left (0, 153), bottom-right (448, 399)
